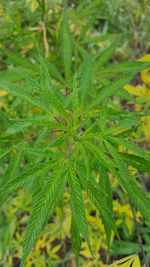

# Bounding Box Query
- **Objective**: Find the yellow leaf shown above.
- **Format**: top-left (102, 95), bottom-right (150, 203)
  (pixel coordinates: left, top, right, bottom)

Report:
top-left (125, 217), bottom-right (132, 234)
top-left (145, 116), bottom-right (150, 142)
top-left (132, 255), bottom-right (141, 267)
top-left (27, 0), bottom-right (39, 12)
top-left (139, 54), bottom-right (150, 62)
top-left (80, 249), bottom-right (92, 258)
top-left (140, 69), bottom-right (150, 84)
top-left (110, 255), bottom-right (141, 267)
top-left (118, 258), bottom-right (134, 267)
top-left (0, 90), bottom-right (8, 96)
top-left (138, 54), bottom-right (150, 84)
top-left (134, 104), bottom-right (141, 112)
top-left (50, 244), bottom-right (61, 255)
top-left (124, 84), bottom-right (141, 96)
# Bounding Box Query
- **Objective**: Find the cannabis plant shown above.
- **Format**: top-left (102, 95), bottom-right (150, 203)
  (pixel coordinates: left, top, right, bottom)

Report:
top-left (1, 1), bottom-right (150, 266)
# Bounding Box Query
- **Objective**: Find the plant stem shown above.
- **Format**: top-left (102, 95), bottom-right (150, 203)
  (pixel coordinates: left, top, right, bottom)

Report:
top-left (39, 0), bottom-right (49, 57)
top-left (130, 202), bottom-right (149, 267)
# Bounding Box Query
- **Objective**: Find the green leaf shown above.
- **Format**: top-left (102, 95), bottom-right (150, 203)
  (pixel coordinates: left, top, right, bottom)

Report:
top-left (107, 136), bottom-right (150, 161)
top-left (77, 55), bottom-right (93, 104)
top-left (60, 0), bottom-right (72, 85)
top-left (77, 15), bottom-right (97, 41)
top-left (68, 166), bottom-right (93, 256)
top-left (0, 81), bottom-right (49, 113)
top-left (0, 151), bottom-right (22, 206)
top-left (0, 49), bottom-right (37, 71)
top-left (71, 213), bottom-right (82, 260)
top-left (80, 34), bottom-right (118, 44)
top-left (75, 156), bottom-right (119, 239)
top-left (120, 153), bottom-right (150, 174)
top-left (95, 39), bottom-right (121, 70)
top-left (88, 72), bottom-right (138, 111)
top-left (71, 73), bottom-right (80, 112)
top-left (0, 162), bottom-right (51, 195)
top-left (98, 61), bottom-right (150, 76)
top-left (105, 141), bottom-right (150, 222)
top-left (47, 61), bottom-right (64, 83)
top-left (3, 151), bottom-right (22, 183)
top-left (7, 116), bottom-right (68, 134)
top-left (105, 118), bottom-right (140, 135)
top-left (99, 166), bottom-right (113, 245)
top-left (0, 147), bottom-right (13, 159)
top-left (20, 168), bottom-right (66, 267)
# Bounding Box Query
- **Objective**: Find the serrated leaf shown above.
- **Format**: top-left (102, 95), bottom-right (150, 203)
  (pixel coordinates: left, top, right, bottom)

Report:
top-left (94, 39), bottom-right (121, 70)
top-left (105, 141), bottom-right (150, 222)
top-left (0, 162), bottom-right (52, 195)
top-left (80, 34), bottom-right (118, 45)
top-left (88, 72), bottom-right (137, 111)
top-left (71, 213), bottom-right (81, 260)
top-left (7, 116), bottom-right (68, 134)
top-left (0, 81), bottom-right (49, 113)
top-left (99, 166), bottom-right (113, 245)
top-left (75, 158), bottom-right (119, 239)
top-left (0, 48), bottom-right (37, 71)
top-left (47, 61), bottom-right (64, 83)
top-left (20, 168), bottom-right (66, 267)
top-left (132, 255), bottom-right (141, 267)
top-left (0, 147), bottom-right (13, 159)
top-left (68, 166), bottom-right (93, 256)
top-left (120, 153), bottom-right (150, 174)
top-left (107, 136), bottom-right (150, 161)
top-left (60, 0), bottom-right (72, 85)
top-left (105, 118), bottom-right (140, 135)
top-left (77, 55), bottom-right (93, 104)
top-left (98, 61), bottom-right (150, 76)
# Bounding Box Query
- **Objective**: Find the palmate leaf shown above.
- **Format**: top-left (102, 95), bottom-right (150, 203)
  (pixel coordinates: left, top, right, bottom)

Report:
top-left (60, 0), bottom-right (72, 86)
top-left (47, 61), bottom-right (64, 83)
top-left (88, 72), bottom-right (138, 111)
top-left (75, 159), bottom-right (119, 239)
top-left (104, 118), bottom-right (140, 135)
top-left (107, 136), bottom-right (150, 161)
top-left (14, 147), bottom-right (62, 159)
top-left (98, 61), bottom-right (150, 76)
top-left (40, 84), bottom-right (69, 121)
top-left (99, 166), bottom-right (113, 245)
top-left (77, 0), bottom-right (104, 18)
top-left (39, 56), bottom-right (53, 93)
top-left (0, 151), bottom-right (22, 206)
top-left (2, 151), bottom-right (22, 183)
top-left (77, 54), bottom-right (93, 105)
top-left (105, 141), bottom-right (150, 222)
top-left (36, 57), bottom-right (69, 120)
top-left (0, 48), bottom-right (37, 71)
top-left (20, 168), bottom-right (66, 267)
top-left (98, 108), bottom-right (150, 120)
top-left (68, 166), bottom-right (93, 256)
top-left (71, 73), bottom-right (80, 113)
top-left (80, 34), bottom-right (118, 45)
top-left (77, 15), bottom-right (97, 41)
top-left (120, 153), bottom-right (150, 174)
top-left (0, 146), bottom-right (13, 159)
top-left (71, 213), bottom-right (81, 260)
top-left (94, 39), bottom-right (121, 70)
top-left (38, 56), bottom-right (64, 83)
top-left (7, 116), bottom-right (68, 134)
top-left (0, 77), bottom-right (69, 121)
top-left (0, 162), bottom-right (52, 195)
top-left (110, 254), bottom-right (140, 267)
top-left (0, 81), bottom-right (49, 113)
